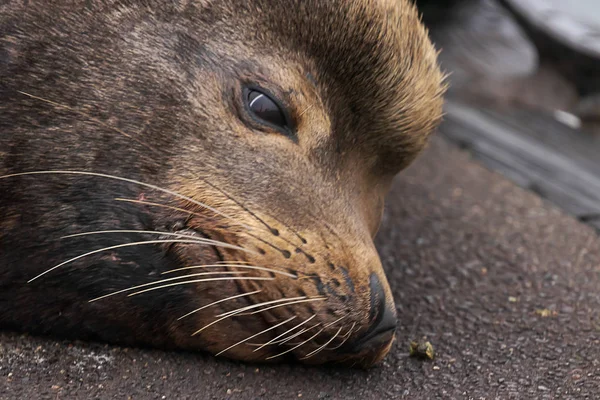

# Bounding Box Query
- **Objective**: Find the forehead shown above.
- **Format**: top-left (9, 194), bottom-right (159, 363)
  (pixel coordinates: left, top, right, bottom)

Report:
top-left (224, 0), bottom-right (445, 156)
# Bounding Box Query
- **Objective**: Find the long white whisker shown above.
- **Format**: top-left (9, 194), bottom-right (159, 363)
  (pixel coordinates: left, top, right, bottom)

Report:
top-left (114, 198), bottom-right (202, 218)
top-left (216, 296), bottom-right (307, 318)
top-left (252, 315), bottom-right (317, 351)
top-left (301, 326), bottom-right (343, 359)
top-left (282, 315), bottom-right (345, 349)
top-left (127, 277), bottom-right (274, 297)
top-left (322, 316), bottom-right (347, 330)
top-left (327, 322), bottom-right (356, 350)
top-left (192, 297), bottom-right (311, 336)
top-left (234, 297), bottom-right (326, 316)
top-left (177, 290), bottom-right (262, 321)
top-left (277, 316), bottom-right (348, 347)
top-left (64, 229), bottom-right (218, 243)
top-left (215, 316), bottom-right (297, 356)
top-left (162, 264), bottom-right (297, 279)
top-left (27, 239), bottom-right (256, 283)
top-left (89, 271), bottom-right (248, 302)
top-left (277, 325), bottom-right (320, 345)
top-left (341, 322), bottom-right (356, 339)
top-left (265, 328), bottom-right (325, 360)
top-left (0, 170), bottom-right (251, 229)
top-left (62, 230), bottom-right (251, 253)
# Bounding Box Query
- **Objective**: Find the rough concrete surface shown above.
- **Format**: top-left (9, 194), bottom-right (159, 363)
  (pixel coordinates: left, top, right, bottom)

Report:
top-left (1, 137), bottom-right (599, 399)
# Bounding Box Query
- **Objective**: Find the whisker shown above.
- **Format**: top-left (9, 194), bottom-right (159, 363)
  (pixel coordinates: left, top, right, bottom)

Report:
top-left (114, 198), bottom-right (202, 218)
top-left (276, 324), bottom-right (321, 345)
top-left (162, 264), bottom-right (297, 279)
top-left (300, 326), bottom-right (343, 359)
top-left (342, 322), bottom-right (357, 339)
top-left (127, 277), bottom-right (274, 297)
top-left (215, 260), bottom-right (253, 265)
top-left (3, 171), bottom-right (293, 261)
top-left (251, 315), bottom-right (317, 351)
top-left (177, 290), bottom-right (262, 321)
top-left (327, 322), bottom-right (356, 350)
top-left (322, 315), bottom-right (348, 329)
top-left (0, 171), bottom-right (251, 230)
top-left (246, 234), bottom-right (297, 259)
top-left (200, 177), bottom-right (307, 246)
top-left (88, 271), bottom-right (248, 302)
top-left (233, 297), bottom-right (326, 317)
top-left (298, 104), bottom-right (314, 117)
top-left (283, 315), bottom-right (345, 347)
top-left (62, 230), bottom-right (249, 253)
top-left (200, 178), bottom-right (304, 242)
top-left (17, 91), bottom-right (160, 156)
top-left (264, 316), bottom-right (346, 359)
top-left (27, 239), bottom-right (256, 283)
top-left (192, 297), bottom-right (312, 336)
top-left (265, 328), bottom-right (325, 360)
top-left (216, 296), bottom-right (307, 318)
top-left (215, 316), bottom-right (297, 356)
top-left (278, 315), bottom-right (347, 346)
top-left (119, 190), bottom-right (297, 257)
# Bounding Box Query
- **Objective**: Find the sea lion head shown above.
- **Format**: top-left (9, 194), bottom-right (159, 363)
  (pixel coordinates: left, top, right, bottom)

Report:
top-left (0, 0), bottom-right (445, 368)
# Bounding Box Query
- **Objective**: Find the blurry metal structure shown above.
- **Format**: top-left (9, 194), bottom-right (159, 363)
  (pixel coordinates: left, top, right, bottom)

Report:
top-left (418, 0), bottom-right (600, 231)
top-left (441, 101), bottom-right (600, 231)
top-left (500, 0), bottom-right (600, 96)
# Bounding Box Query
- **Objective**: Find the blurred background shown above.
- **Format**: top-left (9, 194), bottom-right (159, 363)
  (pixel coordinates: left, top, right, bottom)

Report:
top-left (416, 0), bottom-right (600, 231)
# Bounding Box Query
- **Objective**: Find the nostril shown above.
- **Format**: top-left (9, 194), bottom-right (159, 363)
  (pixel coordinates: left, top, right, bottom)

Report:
top-left (368, 273), bottom-right (387, 326)
top-left (344, 273), bottom-right (397, 352)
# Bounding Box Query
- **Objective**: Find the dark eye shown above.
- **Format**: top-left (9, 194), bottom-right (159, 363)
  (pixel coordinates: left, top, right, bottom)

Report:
top-left (245, 88), bottom-right (289, 130)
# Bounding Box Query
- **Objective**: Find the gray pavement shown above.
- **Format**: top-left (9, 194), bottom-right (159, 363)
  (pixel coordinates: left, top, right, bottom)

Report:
top-left (1, 137), bottom-right (599, 399)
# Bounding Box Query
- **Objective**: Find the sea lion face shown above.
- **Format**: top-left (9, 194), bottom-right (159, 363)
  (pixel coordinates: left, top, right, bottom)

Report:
top-left (0, 0), bottom-right (444, 367)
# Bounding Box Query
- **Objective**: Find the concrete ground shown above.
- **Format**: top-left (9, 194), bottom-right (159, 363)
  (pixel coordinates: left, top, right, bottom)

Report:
top-left (1, 137), bottom-right (599, 399)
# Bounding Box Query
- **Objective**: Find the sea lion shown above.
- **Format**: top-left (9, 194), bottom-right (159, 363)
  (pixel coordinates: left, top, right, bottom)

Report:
top-left (0, 0), bottom-right (445, 368)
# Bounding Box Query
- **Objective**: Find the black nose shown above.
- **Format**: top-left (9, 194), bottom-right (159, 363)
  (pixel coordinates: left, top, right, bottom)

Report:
top-left (346, 273), bottom-right (397, 353)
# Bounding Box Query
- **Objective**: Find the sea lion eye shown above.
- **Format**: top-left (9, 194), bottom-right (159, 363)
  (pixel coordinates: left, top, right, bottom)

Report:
top-left (245, 88), bottom-right (289, 130)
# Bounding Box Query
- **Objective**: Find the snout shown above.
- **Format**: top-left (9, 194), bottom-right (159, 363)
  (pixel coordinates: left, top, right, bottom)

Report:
top-left (333, 272), bottom-right (397, 367)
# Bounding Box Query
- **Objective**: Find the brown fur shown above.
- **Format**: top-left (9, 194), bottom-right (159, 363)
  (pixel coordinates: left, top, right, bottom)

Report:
top-left (0, 0), bottom-right (445, 367)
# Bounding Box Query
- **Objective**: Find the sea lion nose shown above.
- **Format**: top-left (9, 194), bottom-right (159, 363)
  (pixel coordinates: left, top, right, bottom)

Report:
top-left (345, 273), bottom-right (397, 353)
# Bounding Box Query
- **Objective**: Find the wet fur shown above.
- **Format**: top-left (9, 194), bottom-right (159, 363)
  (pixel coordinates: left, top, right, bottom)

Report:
top-left (0, 0), bottom-right (444, 367)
